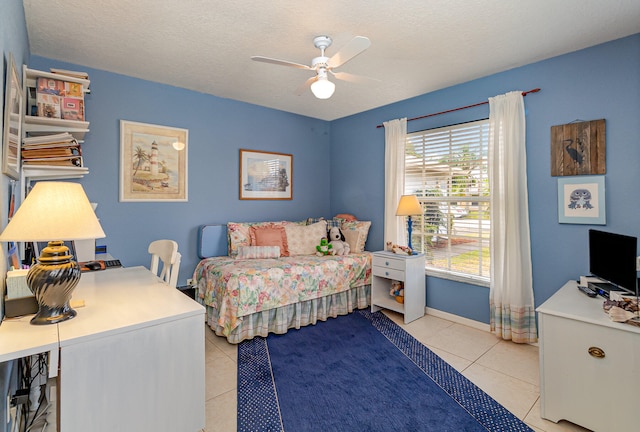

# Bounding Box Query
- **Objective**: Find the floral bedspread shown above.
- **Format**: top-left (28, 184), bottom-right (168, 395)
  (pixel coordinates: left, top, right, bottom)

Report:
top-left (194, 253), bottom-right (371, 334)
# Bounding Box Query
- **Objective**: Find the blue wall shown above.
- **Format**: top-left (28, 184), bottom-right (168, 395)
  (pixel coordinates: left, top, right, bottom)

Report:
top-left (25, 58), bottom-right (332, 285)
top-left (331, 34), bottom-right (640, 322)
top-left (4, 0), bottom-right (640, 323)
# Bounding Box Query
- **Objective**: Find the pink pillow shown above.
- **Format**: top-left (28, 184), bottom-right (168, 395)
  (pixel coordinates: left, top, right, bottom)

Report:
top-left (249, 224), bottom-right (289, 256)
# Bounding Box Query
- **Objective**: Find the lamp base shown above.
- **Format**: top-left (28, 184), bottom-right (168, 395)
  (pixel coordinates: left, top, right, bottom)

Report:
top-left (27, 240), bottom-right (82, 326)
top-left (30, 304), bottom-right (77, 325)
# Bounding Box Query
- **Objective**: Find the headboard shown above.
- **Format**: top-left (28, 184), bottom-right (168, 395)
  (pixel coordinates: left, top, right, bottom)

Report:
top-left (197, 224), bottom-right (228, 259)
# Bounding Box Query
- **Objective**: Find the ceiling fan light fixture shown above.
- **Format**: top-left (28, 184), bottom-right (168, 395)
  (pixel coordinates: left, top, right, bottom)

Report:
top-left (310, 76), bottom-right (335, 99)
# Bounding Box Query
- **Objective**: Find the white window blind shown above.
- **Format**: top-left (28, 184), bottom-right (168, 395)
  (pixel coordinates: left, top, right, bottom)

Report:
top-left (405, 119), bottom-right (490, 284)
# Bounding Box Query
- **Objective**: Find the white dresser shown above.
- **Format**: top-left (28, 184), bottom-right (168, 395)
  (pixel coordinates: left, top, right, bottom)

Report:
top-left (537, 281), bottom-right (640, 432)
top-left (371, 251), bottom-right (425, 323)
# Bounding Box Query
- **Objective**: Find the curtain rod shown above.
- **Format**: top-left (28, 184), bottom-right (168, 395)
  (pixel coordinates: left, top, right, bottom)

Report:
top-left (376, 88), bottom-right (540, 129)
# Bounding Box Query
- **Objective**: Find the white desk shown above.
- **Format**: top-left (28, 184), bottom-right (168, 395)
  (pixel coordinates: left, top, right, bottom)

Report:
top-left (0, 266), bottom-right (206, 432)
top-left (537, 281), bottom-right (640, 432)
top-left (0, 315), bottom-right (58, 363)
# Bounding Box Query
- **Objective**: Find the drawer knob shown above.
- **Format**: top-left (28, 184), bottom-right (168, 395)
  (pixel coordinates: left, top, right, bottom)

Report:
top-left (385, 261), bottom-right (389, 266)
top-left (588, 346), bottom-right (605, 359)
top-left (385, 271), bottom-right (389, 276)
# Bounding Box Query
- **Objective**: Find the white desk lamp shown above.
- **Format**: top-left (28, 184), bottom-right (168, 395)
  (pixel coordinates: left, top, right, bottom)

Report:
top-left (0, 182), bottom-right (105, 325)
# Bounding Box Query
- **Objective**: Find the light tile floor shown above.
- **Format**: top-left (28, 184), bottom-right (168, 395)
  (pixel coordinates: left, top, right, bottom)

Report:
top-left (204, 311), bottom-right (592, 432)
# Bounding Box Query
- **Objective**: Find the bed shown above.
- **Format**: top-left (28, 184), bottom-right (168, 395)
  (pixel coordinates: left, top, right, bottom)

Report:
top-left (193, 220), bottom-right (372, 343)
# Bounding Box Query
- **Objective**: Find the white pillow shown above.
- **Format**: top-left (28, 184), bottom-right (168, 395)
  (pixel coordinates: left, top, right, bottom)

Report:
top-left (341, 221), bottom-right (371, 253)
top-left (343, 229), bottom-right (364, 254)
top-left (236, 245), bottom-right (281, 259)
top-left (285, 220), bottom-right (327, 255)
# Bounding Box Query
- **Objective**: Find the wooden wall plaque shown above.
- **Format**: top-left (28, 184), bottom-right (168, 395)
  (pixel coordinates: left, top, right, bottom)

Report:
top-left (550, 119), bottom-right (606, 176)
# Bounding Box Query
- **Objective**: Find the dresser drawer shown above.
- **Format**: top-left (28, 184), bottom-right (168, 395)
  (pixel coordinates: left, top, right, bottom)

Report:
top-left (372, 266), bottom-right (405, 281)
top-left (372, 255), bottom-right (406, 271)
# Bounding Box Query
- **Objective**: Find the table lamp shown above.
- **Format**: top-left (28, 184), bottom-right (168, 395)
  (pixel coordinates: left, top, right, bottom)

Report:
top-left (396, 194), bottom-right (422, 254)
top-left (0, 182), bottom-right (105, 325)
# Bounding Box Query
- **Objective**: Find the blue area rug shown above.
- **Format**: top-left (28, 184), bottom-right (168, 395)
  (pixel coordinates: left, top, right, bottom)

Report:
top-left (238, 310), bottom-right (533, 431)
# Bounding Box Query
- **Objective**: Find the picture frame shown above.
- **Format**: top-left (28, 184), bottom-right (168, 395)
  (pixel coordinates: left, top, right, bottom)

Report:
top-left (557, 175), bottom-right (605, 224)
top-left (120, 120), bottom-right (188, 202)
top-left (550, 119), bottom-right (606, 176)
top-left (2, 53), bottom-right (22, 180)
top-left (240, 149), bottom-right (292, 200)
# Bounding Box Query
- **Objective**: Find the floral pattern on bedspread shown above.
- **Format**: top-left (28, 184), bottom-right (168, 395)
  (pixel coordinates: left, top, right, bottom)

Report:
top-left (194, 253), bottom-right (371, 335)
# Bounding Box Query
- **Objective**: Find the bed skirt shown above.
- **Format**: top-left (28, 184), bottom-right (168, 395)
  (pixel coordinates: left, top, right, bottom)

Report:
top-left (204, 284), bottom-right (371, 344)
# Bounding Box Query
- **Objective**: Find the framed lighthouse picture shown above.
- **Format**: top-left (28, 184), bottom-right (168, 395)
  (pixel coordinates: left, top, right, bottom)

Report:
top-left (120, 120), bottom-right (188, 202)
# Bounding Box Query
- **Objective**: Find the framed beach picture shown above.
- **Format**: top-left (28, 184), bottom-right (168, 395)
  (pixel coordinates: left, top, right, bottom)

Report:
top-left (557, 176), bottom-right (605, 225)
top-left (2, 53), bottom-right (22, 180)
top-left (240, 149), bottom-right (292, 200)
top-left (120, 120), bottom-right (188, 202)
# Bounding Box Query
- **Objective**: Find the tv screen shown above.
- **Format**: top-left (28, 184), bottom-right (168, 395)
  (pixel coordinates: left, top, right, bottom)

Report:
top-left (589, 229), bottom-right (638, 294)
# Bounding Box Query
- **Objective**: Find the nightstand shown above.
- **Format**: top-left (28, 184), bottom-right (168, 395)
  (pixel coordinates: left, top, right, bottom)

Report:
top-left (371, 251), bottom-right (426, 323)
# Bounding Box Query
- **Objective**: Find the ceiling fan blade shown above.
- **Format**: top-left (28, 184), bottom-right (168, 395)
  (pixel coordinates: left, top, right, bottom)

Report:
top-left (251, 56), bottom-right (312, 70)
top-left (295, 76), bottom-right (317, 96)
top-left (326, 36), bottom-right (371, 69)
top-left (330, 71), bottom-right (379, 85)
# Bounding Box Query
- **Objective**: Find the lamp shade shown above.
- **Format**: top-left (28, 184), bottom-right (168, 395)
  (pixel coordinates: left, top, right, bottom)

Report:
top-left (0, 182), bottom-right (105, 242)
top-left (310, 77), bottom-right (335, 99)
top-left (396, 195), bottom-right (422, 216)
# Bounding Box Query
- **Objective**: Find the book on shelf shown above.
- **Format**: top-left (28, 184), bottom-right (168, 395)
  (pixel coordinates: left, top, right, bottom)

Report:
top-left (22, 156), bottom-right (83, 167)
top-left (61, 97), bottom-right (84, 121)
top-left (49, 68), bottom-right (89, 80)
top-left (22, 141), bottom-right (81, 152)
top-left (22, 146), bottom-right (81, 159)
top-left (36, 77), bottom-right (66, 95)
top-left (36, 93), bottom-right (62, 118)
top-left (22, 132), bottom-right (75, 145)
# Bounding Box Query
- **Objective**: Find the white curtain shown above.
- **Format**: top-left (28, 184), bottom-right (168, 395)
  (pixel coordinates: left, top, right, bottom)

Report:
top-left (383, 118), bottom-right (407, 247)
top-left (488, 91), bottom-right (537, 343)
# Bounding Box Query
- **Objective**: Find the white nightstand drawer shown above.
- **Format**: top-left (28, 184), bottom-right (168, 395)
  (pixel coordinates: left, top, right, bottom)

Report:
top-left (372, 266), bottom-right (405, 281)
top-left (372, 255), bottom-right (405, 271)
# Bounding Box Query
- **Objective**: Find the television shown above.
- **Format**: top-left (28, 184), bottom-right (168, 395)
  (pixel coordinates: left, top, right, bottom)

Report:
top-left (588, 229), bottom-right (638, 294)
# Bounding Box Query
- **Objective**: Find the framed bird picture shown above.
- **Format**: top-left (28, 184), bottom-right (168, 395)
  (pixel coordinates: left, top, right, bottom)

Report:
top-left (550, 119), bottom-right (605, 176)
top-left (557, 175), bottom-right (606, 224)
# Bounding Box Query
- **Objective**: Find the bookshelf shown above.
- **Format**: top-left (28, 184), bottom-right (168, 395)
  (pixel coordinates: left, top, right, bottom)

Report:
top-left (21, 66), bottom-right (91, 199)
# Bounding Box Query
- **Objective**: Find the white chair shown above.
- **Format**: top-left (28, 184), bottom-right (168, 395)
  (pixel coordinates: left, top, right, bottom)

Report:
top-left (148, 239), bottom-right (181, 288)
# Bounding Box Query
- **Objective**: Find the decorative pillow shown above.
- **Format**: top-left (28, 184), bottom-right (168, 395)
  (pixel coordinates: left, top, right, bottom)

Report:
top-left (285, 220), bottom-right (328, 256)
top-left (327, 218), bottom-right (342, 230)
top-left (250, 224), bottom-right (289, 256)
top-left (227, 221), bottom-right (290, 256)
top-left (236, 245), bottom-right (281, 259)
top-left (341, 220), bottom-right (371, 253)
top-left (306, 217), bottom-right (341, 230)
top-left (343, 229), bottom-right (365, 254)
top-left (335, 213), bottom-right (357, 222)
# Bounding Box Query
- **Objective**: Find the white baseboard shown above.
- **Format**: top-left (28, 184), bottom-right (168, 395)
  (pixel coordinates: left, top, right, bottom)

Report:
top-left (425, 307), bottom-right (490, 332)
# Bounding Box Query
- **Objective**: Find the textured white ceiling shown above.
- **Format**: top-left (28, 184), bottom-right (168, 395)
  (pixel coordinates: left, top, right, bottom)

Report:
top-left (23, 0), bottom-right (640, 121)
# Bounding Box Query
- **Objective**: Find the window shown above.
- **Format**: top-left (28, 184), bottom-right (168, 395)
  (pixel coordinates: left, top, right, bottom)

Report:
top-left (405, 119), bottom-right (490, 285)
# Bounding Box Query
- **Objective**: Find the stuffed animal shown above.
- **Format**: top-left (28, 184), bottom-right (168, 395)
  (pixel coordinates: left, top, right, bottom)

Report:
top-left (328, 227), bottom-right (350, 255)
top-left (316, 237), bottom-right (333, 256)
top-left (390, 281), bottom-right (404, 303)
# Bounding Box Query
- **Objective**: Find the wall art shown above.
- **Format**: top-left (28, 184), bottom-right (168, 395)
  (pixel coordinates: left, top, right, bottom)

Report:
top-left (120, 120), bottom-right (188, 202)
top-left (551, 119), bottom-right (605, 176)
top-left (2, 53), bottom-right (22, 180)
top-left (557, 175), bottom-right (605, 224)
top-left (240, 149), bottom-right (292, 200)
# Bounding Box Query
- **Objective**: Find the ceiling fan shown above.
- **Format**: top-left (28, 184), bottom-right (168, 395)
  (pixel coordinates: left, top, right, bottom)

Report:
top-left (251, 35), bottom-right (372, 99)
